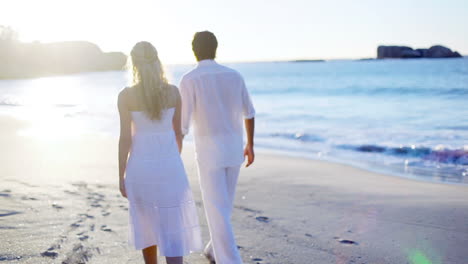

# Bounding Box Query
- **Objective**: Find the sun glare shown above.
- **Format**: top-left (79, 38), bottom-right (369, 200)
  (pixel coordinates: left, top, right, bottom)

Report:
top-left (3, 0), bottom-right (193, 63)
top-left (19, 77), bottom-right (82, 107)
top-left (13, 76), bottom-right (87, 140)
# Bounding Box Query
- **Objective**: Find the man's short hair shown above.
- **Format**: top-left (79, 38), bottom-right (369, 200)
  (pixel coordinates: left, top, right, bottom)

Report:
top-left (192, 31), bottom-right (218, 61)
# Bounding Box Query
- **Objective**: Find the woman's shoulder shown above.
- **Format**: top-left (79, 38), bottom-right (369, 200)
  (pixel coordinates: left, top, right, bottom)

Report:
top-left (119, 86), bottom-right (133, 97)
top-left (123, 84), bottom-right (140, 92)
top-left (120, 85), bottom-right (142, 98)
top-left (118, 86), bottom-right (140, 108)
top-left (118, 86), bottom-right (129, 101)
top-left (167, 83), bottom-right (180, 96)
top-left (167, 83), bottom-right (178, 90)
top-left (164, 84), bottom-right (179, 108)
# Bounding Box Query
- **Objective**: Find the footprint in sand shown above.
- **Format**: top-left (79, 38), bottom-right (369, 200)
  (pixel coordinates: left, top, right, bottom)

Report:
top-left (62, 244), bottom-right (93, 264)
top-left (0, 192), bottom-right (11, 197)
top-left (236, 206), bottom-right (262, 214)
top-left (41, 250), bottom-right (58, 258)
top-left (250, 256), bottom-right (263, 263)
top-left (0, 210), bottom-right (21, 217)
top-left (118, 205), bottom-right (128, 211)
top-left (70, 223), bottom-right (80, 228)
top-left (79, 213), bottom-right (95, 219)
top-left (0, 255), bottom-right (22, 261)
top-left (64, 190), bottom-right (80, 196)
top-left (52, 203), bottom-right (64, 210)
top-left (100, 225), bottom-right (112, 232)
top-left (0, 225), bottom-right (17, 230)
top-left (101, 211), bottom-right (111, 216)
top-left (21, 196), bottom-right (38, 200)
top-left (266, 251), bottom-right (279, 258)
top-left (71, 182), bottom-right (87, 188)
top-left (87, 192), bottom-right (105, 201)
top-left (336, 238), bottom-right (359, 245)
top-left (76, 231), bottom-right (89, 241)
top-left (47, 245), bottom-right (57, 251)
top-left (78, 235), bottom-right (89, 241)
top-left (255, 216), bottom-right (270, 223)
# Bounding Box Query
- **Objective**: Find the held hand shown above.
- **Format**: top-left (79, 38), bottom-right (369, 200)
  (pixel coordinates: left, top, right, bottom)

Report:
top-left (119, 181), bottom-right (127, 198)
top-left (244, 144), bottom-right (255, 167)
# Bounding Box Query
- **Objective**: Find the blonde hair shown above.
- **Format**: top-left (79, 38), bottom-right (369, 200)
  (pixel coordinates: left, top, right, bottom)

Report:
top-left (129, 41), bottom-right (170, 120)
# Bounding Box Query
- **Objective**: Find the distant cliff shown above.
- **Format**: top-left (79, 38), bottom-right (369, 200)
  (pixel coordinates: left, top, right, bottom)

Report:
top-left (0, 29), bottom-right (126, 79)
top-left (377, 45), bottom-right (461, 59)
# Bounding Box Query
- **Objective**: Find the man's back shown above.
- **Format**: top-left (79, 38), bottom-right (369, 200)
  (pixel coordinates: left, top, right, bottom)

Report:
top-left (180, 59), bottom-right (255, 167)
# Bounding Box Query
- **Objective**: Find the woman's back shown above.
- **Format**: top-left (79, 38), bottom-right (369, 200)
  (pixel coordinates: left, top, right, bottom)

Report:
top-left (123, 85), bottom-right (180, 165)
top-left (131, 108), bottom-right (174, 133)
top-left (123, 84), bottom-right (177, 113)
top-left (129, 108), bottom-right (178, 163)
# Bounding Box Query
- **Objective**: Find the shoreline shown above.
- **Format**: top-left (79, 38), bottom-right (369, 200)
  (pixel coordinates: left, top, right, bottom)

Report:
top-left (1, 111), bottom-right (465, 187)
top-left (255, 146), bottom-right (468, 186)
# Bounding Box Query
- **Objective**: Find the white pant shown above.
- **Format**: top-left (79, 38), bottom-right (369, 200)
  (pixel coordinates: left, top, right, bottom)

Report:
top-left (198, 165), bottom-right (243, 264)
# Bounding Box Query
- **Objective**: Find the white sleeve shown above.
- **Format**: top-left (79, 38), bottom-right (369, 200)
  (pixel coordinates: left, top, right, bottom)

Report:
top-left (240, 76), bottom-right (255, 119)
top-left (179, 76), bottom-right (194, 135)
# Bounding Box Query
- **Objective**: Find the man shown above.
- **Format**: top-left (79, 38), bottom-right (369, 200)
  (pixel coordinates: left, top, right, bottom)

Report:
top-left (179, 31), bottom-right (255, 264)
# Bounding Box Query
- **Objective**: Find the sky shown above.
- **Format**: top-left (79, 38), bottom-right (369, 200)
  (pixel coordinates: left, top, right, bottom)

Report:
top-left (1, 0), bottom-right (467, 63)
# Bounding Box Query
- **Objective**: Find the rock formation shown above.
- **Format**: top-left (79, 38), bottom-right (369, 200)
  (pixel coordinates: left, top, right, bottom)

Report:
top-left (0, 38), bottom-right (127, 79)
top-left (377, 45), bottom-right (462, 59)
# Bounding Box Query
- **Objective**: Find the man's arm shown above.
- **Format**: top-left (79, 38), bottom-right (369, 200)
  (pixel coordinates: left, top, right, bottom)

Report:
top-left (240, 75), bottom-right (256, 167)
top-left (244, 117), bottom-right (255, 167)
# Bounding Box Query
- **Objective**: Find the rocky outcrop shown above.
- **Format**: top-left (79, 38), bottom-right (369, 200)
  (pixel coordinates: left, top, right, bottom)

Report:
top-left (426, 45), bottom-right (462, 58)
top-left (377, 45), bottom-right (462, 59)
top-left (0, 40), bottom-right (127, 79)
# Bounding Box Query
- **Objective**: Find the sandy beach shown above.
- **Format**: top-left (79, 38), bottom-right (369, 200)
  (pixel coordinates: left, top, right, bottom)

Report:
top-left (1, 115), bottom-right (468, 264)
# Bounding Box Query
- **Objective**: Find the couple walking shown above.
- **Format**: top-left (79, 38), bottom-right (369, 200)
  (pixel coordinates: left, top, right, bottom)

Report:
top-left (118, 31), bottom-right (256, 264)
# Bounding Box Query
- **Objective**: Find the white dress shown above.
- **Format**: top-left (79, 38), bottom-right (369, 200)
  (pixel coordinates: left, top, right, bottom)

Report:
top-left (124, 108), bottom-right (202, 256)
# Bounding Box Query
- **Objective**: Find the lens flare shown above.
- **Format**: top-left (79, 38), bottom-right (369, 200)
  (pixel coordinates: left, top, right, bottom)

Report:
top-left (409, 250), bottom-right (433, 264)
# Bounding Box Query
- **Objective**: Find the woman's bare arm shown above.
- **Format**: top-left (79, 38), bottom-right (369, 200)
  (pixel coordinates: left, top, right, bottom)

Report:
top-left (118, 89), bottom-right (132, 197)
top-left (172, 87), bottom-right (183, 153)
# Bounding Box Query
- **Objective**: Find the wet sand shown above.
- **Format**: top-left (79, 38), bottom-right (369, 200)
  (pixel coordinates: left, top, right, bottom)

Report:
top-left (1, 116), bottom-right (468, 264)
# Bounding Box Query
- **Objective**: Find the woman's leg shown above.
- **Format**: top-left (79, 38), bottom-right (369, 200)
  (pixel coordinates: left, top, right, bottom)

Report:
top-left (142, 245), bottom-right (158, 264)
top-left (165, 257), bottom-right (183, 264)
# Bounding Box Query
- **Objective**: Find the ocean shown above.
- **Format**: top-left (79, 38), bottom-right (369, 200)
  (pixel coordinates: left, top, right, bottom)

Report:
top-left (1, 58), bottom-right (467, 184)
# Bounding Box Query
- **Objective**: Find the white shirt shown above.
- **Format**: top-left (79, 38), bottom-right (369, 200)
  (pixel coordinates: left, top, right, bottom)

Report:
top-left (179, 60), bottom-right (255, 168)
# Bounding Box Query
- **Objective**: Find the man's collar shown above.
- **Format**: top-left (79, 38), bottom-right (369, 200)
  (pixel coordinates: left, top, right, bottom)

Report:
top-left (197, 59), bottom-right (217, 67)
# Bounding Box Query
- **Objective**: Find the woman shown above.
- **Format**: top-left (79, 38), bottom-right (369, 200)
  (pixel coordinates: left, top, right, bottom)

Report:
top-left (118, 41), bottom-right (202, 264)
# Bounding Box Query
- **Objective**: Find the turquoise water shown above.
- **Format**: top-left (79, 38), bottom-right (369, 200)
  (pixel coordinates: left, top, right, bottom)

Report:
top-left (1, 58), bottom-right (467, 184)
